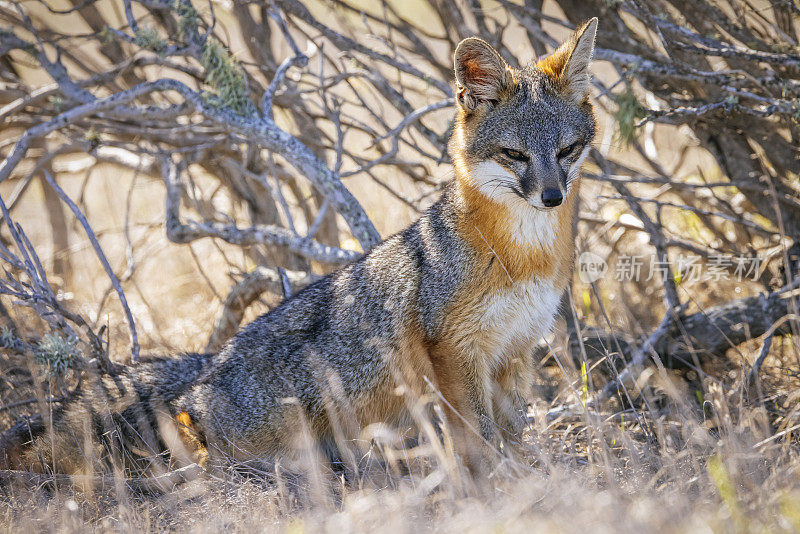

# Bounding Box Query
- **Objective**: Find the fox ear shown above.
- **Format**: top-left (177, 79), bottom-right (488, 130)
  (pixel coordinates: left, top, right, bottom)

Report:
top-left (454, 38), bottom-right (512, 111)
top-left (537, 17), bottom-right (598, 104)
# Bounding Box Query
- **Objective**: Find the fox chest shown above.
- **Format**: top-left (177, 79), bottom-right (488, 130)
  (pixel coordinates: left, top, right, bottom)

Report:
top-left (451, 277), bottom-right (563, 362)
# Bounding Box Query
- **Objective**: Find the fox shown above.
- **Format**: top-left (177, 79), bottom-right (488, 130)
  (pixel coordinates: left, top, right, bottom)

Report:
top-left (0, 18), bottom-right (598, 477)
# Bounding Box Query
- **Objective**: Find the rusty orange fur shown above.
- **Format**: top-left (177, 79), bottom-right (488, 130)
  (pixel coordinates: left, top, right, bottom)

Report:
top-left (176, 411), bottom-right (209, 468)
top-left (459, 179), bottom-right (575, 282)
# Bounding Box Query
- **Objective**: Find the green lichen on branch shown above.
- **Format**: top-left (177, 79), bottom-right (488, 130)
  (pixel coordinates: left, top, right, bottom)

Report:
top-left (99, 25), bottom-right (114, 45)
top-left (174, 0), bottom-right (198, 41)
top-left (85, 126), bottom-right (101, 143)
top-left (49, 95), bottom-right (64, 113)
top-left (613, 88), bottom-right (648, 147)
top-left (134, 25), bottom-right (168, 56)
top-left (201, 39), bottom-right (255, 116)
top-left (36, 332), bottom-right (80, 376)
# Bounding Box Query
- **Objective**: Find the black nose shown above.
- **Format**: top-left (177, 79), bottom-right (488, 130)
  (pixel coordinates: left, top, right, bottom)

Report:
top-left (541, 189), bottom-right (563, 207)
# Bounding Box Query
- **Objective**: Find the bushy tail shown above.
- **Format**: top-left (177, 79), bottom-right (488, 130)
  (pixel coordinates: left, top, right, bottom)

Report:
top-left (0, 352), bottom-right (213, 474)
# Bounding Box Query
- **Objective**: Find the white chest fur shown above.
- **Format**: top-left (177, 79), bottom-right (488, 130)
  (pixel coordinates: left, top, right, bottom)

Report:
top-left (461, 161), bottom-right (568, 364)
top-left (479, 277), bottom-right (562, 364)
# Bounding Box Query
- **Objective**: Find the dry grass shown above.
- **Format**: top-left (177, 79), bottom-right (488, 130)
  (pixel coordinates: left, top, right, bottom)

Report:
top-left (1, 380), bottom-right (800, 533)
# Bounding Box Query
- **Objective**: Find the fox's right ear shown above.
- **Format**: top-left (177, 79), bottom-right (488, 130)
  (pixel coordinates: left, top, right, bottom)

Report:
top-left (454, 38), bottom-right (512, 111)
top-left (537, 17), bottom-right (598, 104)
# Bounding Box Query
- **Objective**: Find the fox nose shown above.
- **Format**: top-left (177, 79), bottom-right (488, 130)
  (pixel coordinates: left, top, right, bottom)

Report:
top-left (541, 189), bottom-right (563, 207)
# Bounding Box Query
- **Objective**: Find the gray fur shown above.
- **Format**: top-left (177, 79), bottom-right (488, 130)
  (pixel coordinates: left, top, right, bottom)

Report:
top-left (454, 59), bottom-right (596, 202)
top-left (175, 186), bottom-right (479, 457)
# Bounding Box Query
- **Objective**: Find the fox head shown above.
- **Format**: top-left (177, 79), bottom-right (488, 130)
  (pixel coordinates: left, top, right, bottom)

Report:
top-left (449, 18), bottom-right (598, 210)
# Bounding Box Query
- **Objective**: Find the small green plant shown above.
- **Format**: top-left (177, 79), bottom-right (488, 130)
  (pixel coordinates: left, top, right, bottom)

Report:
top-left (201, 39), bottom-right (254, 116)
top-left (613, 88), bottom-right (647, 147)
top-left (99, 25), bottom-right (114, 45)
top-left (85, 126), bottom-right (101, 143)
top-left (580, 360), bottom-right (589, 404)
top-left (134, 24), bottom-right (168, 55)
top-left (581, 289), bottom-right (591, 316)
top-left (36, 332), bottom-right (80, 376)
top-left (707, 455), bottom-right (746, 530)
top-left (723, 94), bottom-right (739, 106)
top-left (780, 492), bottom-right (800, 532)
top-left (0, 326), bottom-right (18, 349)
top-left (49, 95), bottom-right (64, 113)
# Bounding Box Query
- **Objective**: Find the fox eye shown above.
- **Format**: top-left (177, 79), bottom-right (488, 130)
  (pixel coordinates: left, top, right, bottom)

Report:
top-left (557, 142), bottom-right (580, 160)
top-left (501, 148), bottom-right (527, 161)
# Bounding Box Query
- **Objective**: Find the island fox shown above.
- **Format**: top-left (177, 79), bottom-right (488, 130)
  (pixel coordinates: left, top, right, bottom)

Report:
top-left (1, 18), bottom-right (598, 475)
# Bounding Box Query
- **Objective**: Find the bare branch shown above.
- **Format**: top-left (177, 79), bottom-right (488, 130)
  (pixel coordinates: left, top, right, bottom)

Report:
top-left (42, 171), bottom-right (140, 363)
top-left (206, 266), bottom-right (315, 351)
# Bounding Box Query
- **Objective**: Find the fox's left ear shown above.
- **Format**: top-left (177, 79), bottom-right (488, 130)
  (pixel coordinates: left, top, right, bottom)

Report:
top-left (537, 17), bottom-right (598, 104)
top-left (454, 38), bottom-right (512, 111)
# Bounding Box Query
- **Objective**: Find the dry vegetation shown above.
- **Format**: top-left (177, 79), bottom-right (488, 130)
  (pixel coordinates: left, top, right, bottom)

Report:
top-left (0, 0), bottom-right (799, 531)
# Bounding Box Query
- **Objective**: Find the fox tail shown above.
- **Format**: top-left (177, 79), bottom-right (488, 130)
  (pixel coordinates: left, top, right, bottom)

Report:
top-left (0, 352), bottom-right (213, 475)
